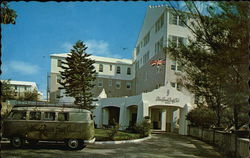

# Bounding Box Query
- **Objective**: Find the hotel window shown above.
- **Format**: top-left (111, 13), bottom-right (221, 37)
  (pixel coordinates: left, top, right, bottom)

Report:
top-left (178, 37), bottom-right (185, 46)
top-left (155, 13), bottom-right (164, 33)
top-left (56, 90), bottom-right (61, 99)
top-left (146, 51), bottom-right (149, 61)
top-left (169, 12), bottom-right (178, 25)
top-left (171, 82), bottom-right (176, 88)
top-left (109, 80), bottom-right (112, 87)
top-left (136, 46), bottom-right (140, 55)
top-left (127, 67), bottom-right (131, 75)
top-left (116, 66), bottom-right (121, 74)
top-left (115, 81), bottom-right (121, 89)
top-left (179, 15), bottom-right (187, 27)
top-left (169, 35), bottom-right (178, 47)
top-left (57, 59), bottom-right (62, 67)
top-left (110, 65), bottom-right (112, 71)
top-left (24, 86), bottom-right (27, 90)
top-left (143, 32), bottom-right (150, 46)
top-left (15, 86), bottom-right (17, 90)
top-left (98, 80), bottom-right (103, 87)
top-left (194, 95), bottom-right (200, 104)
top-left (169, 35), bottom-right (187, 47)
top-left (171, 61), bottom-right (176, 70)
top-left (126, 82), bottom-right (131, 90)
top-left (143, 54), bottom-right (146, 64)
top-left (99, 64), bottom-right (103, 72)
top-left (155, 37), bottom-right (163, 54)
top-left (135, 62), bottom-right (139, 71)
top-left (177, 83), bottom-right (182, 91)
top-left (177, 61), bottom-right (182, 71)
top-left (57, 74), bottom-right (61, 83)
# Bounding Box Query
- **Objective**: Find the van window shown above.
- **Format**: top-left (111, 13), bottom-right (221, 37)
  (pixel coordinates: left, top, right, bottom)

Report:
top-left (44, 112), bottom-right (55, 121)
top-left (29, 111), bottom-right (41, 120)
top-left (70, 113), bottom-right (86, 121)
top-left (58, 112), bottom-right (69, 121)
top-left (10, 111), bottom-right (26, 120)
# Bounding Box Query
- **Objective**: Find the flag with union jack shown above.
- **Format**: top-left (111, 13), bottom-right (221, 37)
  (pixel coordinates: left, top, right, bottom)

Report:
top-left (150, 59), bottom-right (166, 66)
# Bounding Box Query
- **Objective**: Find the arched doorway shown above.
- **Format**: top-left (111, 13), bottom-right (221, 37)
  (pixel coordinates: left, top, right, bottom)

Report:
top-left (149, 105), bottom-right (178, 132)
top-left (149, 106), bottom-right (162, 130)
top-left (127, 105), bottom-right (138, 127)
top-left (102, 106), bottom-right (120, 127)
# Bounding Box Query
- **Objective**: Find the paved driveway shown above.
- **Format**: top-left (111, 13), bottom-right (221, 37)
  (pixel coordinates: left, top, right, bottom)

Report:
top-left (1, 133), bottom-right (225, 158)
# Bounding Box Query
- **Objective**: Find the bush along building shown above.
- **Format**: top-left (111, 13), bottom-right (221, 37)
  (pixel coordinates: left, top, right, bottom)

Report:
top-left (49, 5), bottom-right (196, 135)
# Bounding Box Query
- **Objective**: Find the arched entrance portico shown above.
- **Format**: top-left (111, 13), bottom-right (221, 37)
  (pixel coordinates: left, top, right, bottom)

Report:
top-left (149, 105), bottom-right (180, 132)
top-left (127, 105), bottom-right (138, 127)
top-left (102, 106), bottom-right (120, 127)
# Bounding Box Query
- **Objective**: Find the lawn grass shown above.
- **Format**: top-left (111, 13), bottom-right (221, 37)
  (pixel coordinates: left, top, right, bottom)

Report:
top-left (95, 128), bottom-right (141, 141)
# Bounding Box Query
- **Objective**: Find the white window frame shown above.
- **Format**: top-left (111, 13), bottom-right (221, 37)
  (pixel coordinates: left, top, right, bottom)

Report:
top-left (99, 64), bottom-right (103, 72)
top-left (109, 80), bottom-right (112, 87)
top-left (57, 59), bottom-right (62, 67)
top-left (116, 66), bottom-right (121, 74)
top-left (57, 74), bottom-right (61, 83)
top-left (98, 79), bottom-right (103, 87)
top-left (126, 82), bottom-right (131, 90)
top-left (170, 82), bottom-right (176, 88)
top-left (127, 67), bottom-right (131, 75)
top-left (115, 81), bottom-right (121, 89)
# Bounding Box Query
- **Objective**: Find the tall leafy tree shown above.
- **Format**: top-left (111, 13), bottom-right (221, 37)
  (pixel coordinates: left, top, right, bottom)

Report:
top-left (59, 40), bottom-right (96, 110)
top-left (1, 1), bottom-right (17, 24)
top-left (167, 2), bottom-right (249, 129)
top-left (21, 89), bottom-right (39, 101)
top-left (1, 80), bottom-right (15, 102)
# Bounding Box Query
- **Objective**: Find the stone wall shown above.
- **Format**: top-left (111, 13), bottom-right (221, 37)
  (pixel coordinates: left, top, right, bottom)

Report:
top-left (188, 126), bottom-right (249, 158)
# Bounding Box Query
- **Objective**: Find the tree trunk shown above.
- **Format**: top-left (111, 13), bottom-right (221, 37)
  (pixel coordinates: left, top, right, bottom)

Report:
top-left (233, 105), bottom-right (239, 130)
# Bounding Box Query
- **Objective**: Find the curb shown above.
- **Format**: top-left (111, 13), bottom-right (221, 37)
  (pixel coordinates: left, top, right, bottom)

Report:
top-left (94, 134), bottom-right (152, 144)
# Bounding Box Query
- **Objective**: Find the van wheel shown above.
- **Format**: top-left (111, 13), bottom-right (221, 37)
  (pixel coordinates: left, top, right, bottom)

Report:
top-left (66, 139), bottom-right (83, 150)
top-left (11, 136), bottom-right (24, 148)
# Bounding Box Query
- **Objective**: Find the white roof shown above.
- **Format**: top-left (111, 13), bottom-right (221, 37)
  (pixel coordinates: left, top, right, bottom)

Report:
top-left (50, 53), bottom-right (132, 65)
top-left (98, 89), bottom-right (107, 99)
top-left (3, 80), bottom-right (38, 88)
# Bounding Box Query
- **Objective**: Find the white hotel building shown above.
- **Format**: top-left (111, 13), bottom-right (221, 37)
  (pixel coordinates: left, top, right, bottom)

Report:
top-left (50, 5), bottom-right (195, 135)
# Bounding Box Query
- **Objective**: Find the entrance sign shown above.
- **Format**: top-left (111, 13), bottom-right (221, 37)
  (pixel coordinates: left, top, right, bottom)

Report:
top-left (155, 96), bottom-right (180, 104)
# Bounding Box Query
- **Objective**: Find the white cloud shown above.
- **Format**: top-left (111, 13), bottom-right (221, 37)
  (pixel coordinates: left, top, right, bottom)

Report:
top-left (8, 61), bottom-right (40, 75)
top-left (61, 40), bottom-right (123, 58)
top-left (85, 40), bottom-right (122, 58)
top-left (61, 42), bottom-right (73, 51)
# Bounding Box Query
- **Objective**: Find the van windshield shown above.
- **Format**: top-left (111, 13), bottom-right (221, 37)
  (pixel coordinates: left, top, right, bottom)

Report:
top-left (9, 111), bottom-right (26, 120)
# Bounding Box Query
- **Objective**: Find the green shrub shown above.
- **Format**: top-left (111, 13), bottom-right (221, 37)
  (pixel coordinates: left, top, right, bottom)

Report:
top-left (107, 121), bottom-right (120, 140)
top-left (134, 119), bottom-right (151, 137)
top-left (186, 106), bottom-right (217, 128)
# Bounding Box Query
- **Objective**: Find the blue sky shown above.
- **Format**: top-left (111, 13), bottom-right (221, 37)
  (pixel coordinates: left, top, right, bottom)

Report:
top-left (2, 1), bottom-right (203, 99)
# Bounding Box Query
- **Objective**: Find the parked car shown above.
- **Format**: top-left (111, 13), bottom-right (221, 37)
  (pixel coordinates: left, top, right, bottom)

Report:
top-left (2, 104), bottom-right (95, 150)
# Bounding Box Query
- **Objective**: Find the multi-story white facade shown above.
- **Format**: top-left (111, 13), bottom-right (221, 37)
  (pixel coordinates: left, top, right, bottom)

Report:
top-left (3, 80), bottom-right (43, 100)
top-left (50, 54), bottom-right (135, 103)
top-left (49, 5), bottom-right (195, 135)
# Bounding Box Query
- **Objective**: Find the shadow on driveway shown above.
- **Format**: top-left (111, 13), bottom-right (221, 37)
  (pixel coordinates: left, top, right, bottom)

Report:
top-left (1, 133), bottom-right (225, 158)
